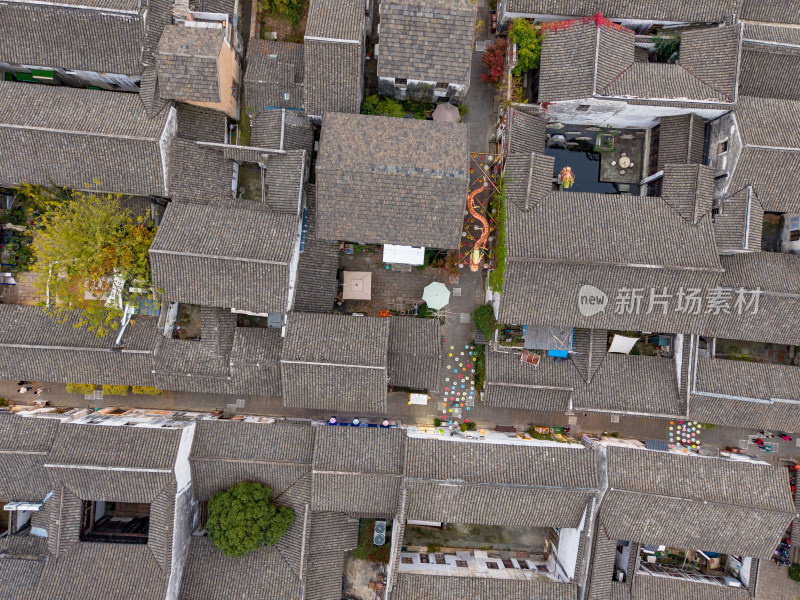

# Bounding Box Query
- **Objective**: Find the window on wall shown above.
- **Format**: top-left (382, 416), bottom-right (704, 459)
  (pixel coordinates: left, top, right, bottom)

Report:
top-left (80, 501), bottom-right (150, 544)
top-left (577, 104), bottom-right (591, 111)
top-left (395, 78), bottom-right (407, 85)
top-left (436, 82), bottom-right (449, 89)
top-left (718, 140), bottom-right (729, 154)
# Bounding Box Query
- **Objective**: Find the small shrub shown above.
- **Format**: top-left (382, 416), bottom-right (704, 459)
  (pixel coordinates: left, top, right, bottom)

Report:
top-left (66, 383), bottom-right (96, 395)
top-left (259, 0), bottom-right (305, 26)
top-left (473, 343), bottom-right (485, 391)
top-left (488, 178), bottom-right (506, 291)
top-left (654, 34), bottom-right (680, 63)
top-left (132, 386), bottom-right (163, 395)
top-left (375, 97), bottom-right (405, 118)
top-left (789, 563), bottom-right (800, 582)
top-left (0, 398), bottom-right (7, 407)
top-left (361, 94), bottom-right (379, 115)
top-left (473, 304), bottom-right (497, 340)
top-left (460, 421), bottom-right (477, 432)
top-left (433, 417), bottom-right (442, 427)
top-left (102, 385), bottom-right (129, 396)
top-left (509, 18), bottom-right (543, 75)
top-left (427, 544), bottom-right (441, 553)
top-left (417, 303), bottom-right (433, 319)
top-left (458, 104), bottom-right (469, 118)
top-left (481, 38), bottom-right (507, 85)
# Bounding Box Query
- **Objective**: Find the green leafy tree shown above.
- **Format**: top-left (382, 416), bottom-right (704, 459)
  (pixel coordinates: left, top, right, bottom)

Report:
top-left (375, 97), bottom-right (406, 118)
top-left (654, 34), bottom-right (680, 63)
top-left (509, 19), bottom-right (543, 75)
top-left (258, 0), bottom-right (305, 25)
top-left (30, 189), bottom-right (157, 336)
top-left (206, 482), bottom-right (295, 558)
top-left (473, 304), bottom-right (498, 340)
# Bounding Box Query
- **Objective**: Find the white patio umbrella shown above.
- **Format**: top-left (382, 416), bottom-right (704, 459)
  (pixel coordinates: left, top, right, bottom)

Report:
top-left (422, 282), bottom-right (451, 310)
top-left (432, 102), bottom-right (460, 123)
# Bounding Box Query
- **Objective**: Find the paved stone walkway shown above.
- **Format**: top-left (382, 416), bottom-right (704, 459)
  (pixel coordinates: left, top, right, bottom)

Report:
top-left (339, 251), bottom-right (444, 314)
top-left (756, 559), bottom-right (800, 600)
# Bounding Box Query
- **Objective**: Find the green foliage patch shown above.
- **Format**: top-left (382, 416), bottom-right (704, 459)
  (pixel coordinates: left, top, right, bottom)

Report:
top-left (207, 482), bottom-right (295, 558)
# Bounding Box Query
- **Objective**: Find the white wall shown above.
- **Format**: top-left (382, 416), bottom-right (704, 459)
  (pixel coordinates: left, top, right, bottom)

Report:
top-left (159, 106), bottom-right (178, 197)
top-left (542, 98), bottom-right (727, 129)
top-left (552, 507), bottom-right (586, 581)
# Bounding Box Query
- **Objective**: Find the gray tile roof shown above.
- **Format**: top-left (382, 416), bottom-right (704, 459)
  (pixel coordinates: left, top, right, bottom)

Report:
top-left (245, 40), bottom-right (304, 111)
top-left (156, 25), bottom-right (223, 103)
top-left (742, 23), bottom-right (800, 45)
top-left (305, 512), bottom-right (360, 599)
top-left (388, 317), bottom-right (441, 391)
top-left (720, 252), bottom-right (800, 297)
top-left (282, 313), bottom-right (389, 366)
top-left (313, 425), bottom-right (405, 472)
top-left (506, 107), bottom-right (548, 154)
top-left (506, 0), bottom-right (736, 23)
top-left (0, 414), bottom-right (58, 502)
top-left (293, 185), bottom-right (340, 313)
top-left (504, 153), bottom-right (555, 211)
top-left (229, 328), bottom-right (283, 396)
top-left (316, 113), bottom-right (469, 247)
top-left (601, 446), bottom-right (795, 557)
top-left (47, 422), bottom-right (182, 470)
top-left (540, 20), bottom-right (738, 105)
top-left (485, 350), bottom-right (576, 413)
top-left (404, 438), bottom-right (597, 526)
top-left (180, 536), bottom-right (301, 600)
top-left (45, 423), bottom-right (182, 503)
top-left (191, 420), bottom-right (313, 462)
top-left (712, 187), bottom-right (763, 253)
top-left (306, 0), bottom-right (363, 40)
top-left (312, 428), bottom-right (404, 515)
top-left (0, 305), bottom-right (158, 387)
top-left (36, 543), bottom-right (169, 600)
top-left (150, 200), bottom-right (298, 313)
top-left (262, 149), bottom-right (308, 214)
top-left (0, 1), bottom-right (143, 75)
top-left (393, 573), bottom-right (578, 600)
top-left (727, 96), bottom-right (800, 213)
top-left (688, 358), bottom-right (800, 431)
top-left (281, 313), bottom-right (390, 411)
top-left (304, 37), bottom-right (364, 117)
top-left (251, 109), bottom-right (315, 152)
top-left (377, 0), bottom-right (476, 85)
top-left (660, 164), bottom-right (714, 224)
top-left (304, 0), bottom-right (364, 118)
top-left (629, 574), bottom-right (752, 600)
top-left (538, 19), bottom-right (599, 101)
top-left (168, 139), bottom-right (234, 203)
top-left (739, 43), bottom-right (800, 102)
top-left (657, 114), bottom-right (706, 167)
top-left (485, 348), bottom-right (683, 416)
top-left (498, 190), bottom-right (722, 330)
top-left (692, 356), bottom-right (800, 417)
top-left (0, 81), bottom-right (171, 196)
top-left (176, 104), bottom-right (228, 143)
top-left (506, 193), bottom-right (720, 271)
top-left (740, 0), bottom-right (800, 24)
top-left (0, 560), bottom-right (43, 600)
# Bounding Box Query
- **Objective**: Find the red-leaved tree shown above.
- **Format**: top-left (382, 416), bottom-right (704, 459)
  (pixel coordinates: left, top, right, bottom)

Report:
top-left (481, 38), bottom-right (507, 85)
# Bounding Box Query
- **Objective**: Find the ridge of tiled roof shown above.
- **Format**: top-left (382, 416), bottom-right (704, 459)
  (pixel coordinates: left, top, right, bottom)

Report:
top-left (377, 0), bottom-right (476, 84)
top-left (507, 1), bottom-right (736, 23)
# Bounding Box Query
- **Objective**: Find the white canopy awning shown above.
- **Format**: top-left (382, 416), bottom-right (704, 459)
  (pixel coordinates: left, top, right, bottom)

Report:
top-left (608, 334), bottom-right (639, 354)
top-left (383, 244), bottom-right (425, 265)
